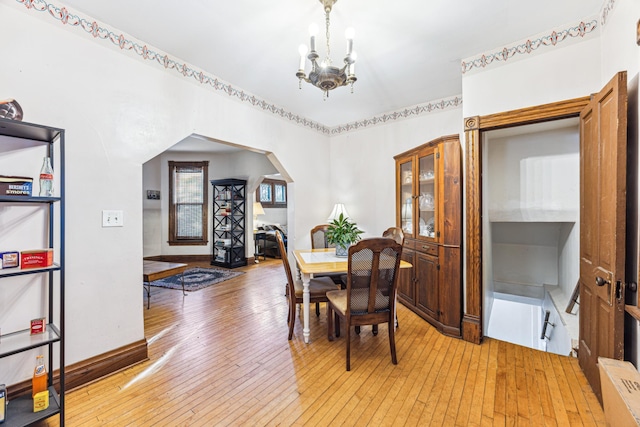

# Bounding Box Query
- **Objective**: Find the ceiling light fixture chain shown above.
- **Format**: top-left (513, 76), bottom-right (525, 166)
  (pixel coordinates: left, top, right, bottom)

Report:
top-left (324, 7), bottom-right (331, 65)
top-left (296, 0), bottom-right (357, 99)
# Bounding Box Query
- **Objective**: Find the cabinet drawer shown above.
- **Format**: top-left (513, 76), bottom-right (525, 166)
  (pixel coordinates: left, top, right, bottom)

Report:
top-left (416, 242), bottom-right (438, 256)
top-left (403, 239), bottom-right (416, 251)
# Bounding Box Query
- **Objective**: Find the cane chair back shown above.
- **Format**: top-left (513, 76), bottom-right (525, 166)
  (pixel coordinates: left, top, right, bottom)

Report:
top-left (310, 224), bottom-right (335, 249)
top-left (327, 237), bottom-right (403, 370)
top-left (310, 224), bottom-right (342, 294)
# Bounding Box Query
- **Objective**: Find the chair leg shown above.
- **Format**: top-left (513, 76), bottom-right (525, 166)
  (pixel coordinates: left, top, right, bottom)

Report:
top-left (372, 324), bottom-right (378, 335)
top-left (316, 302), bottom-right (320, 317)
top-left (355, 326), bottom-right (361, 335)
top-left (388, 319), bottom-right (397, 365)
top-left (327, 304), bottom-right (334, 341)
top-left (346, 322), bottom-right (351, 371)
top-left (288, 301), bottom-right (295, 340)
top-left (335, 313), bottom-right (340, 338)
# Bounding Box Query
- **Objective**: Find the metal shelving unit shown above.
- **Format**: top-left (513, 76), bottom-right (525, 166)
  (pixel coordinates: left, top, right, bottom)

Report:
top-left (211, 179), bottom-right (247, 269)
top-left (0, 117), bottom-right (65, 426)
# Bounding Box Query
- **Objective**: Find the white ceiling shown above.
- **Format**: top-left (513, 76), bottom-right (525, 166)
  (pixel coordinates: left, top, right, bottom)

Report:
top-left (61, 0), bottom-right (602, 135)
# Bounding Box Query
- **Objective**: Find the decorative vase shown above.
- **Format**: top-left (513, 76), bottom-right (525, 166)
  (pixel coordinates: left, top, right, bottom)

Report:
top-left (335, 243), bottom-right (350, 257)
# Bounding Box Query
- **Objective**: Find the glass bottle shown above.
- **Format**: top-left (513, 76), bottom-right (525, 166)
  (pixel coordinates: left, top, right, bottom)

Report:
top-left (32, 355), bottom-right (47, 397)
top-left (39, 157), bottom-right (54, 197)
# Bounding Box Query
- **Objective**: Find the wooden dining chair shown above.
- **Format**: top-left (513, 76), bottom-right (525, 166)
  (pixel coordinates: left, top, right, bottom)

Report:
top-left (310, 224), bottom-right (343, 316)
top-left (382, 227), bottom-right (405, 245)
top-left (382, 226), bottom-right (404, 329)
top-left (276, 231), bottom-right (339, 340)
top-left (310, 224), bottom-right (335, 249)
top-left (326, 237), bottom-right (403, 371)
top-left (348, 226), bottom-right (405, 334)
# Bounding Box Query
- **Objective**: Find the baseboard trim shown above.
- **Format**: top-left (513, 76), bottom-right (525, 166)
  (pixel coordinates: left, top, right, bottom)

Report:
top-left (65, 338), bottom-right (149, 391)
top-left (462, 315), bottom-right (482, 344)
top-left (144, 254), bottom-right (210, 263)
top-left (7, 338), bottom-right (148, 399)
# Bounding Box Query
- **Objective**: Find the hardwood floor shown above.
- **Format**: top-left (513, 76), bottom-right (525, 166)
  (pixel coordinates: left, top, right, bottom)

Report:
top-left (41, 258), bottom-right (605, 426)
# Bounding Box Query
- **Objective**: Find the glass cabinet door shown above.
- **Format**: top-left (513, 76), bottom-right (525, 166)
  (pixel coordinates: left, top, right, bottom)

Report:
top-left (417, 148), bottom-right (436, 240)
top-left (399, 158), bottom-right (414, 237)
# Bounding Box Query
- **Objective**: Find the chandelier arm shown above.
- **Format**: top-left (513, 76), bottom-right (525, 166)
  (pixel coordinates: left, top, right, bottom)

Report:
top-left (296, 0), bottom-right (356, 96)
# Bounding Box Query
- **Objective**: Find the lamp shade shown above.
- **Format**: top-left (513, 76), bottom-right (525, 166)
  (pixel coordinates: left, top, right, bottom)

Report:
top-left (253, 202), bottom-right (265, 216)
top-left (327, 203), bottom-right (350, 222)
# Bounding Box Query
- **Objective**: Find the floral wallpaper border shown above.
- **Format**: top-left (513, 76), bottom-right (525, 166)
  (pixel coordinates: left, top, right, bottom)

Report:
top-left (13, 0), bottom-right (615, 135)
top-left (330, 96), bottom-right (462, 135)
top-left (461, 19), bottom-right (598, 74)
top-left (600, 0), bottom-right (617, 26)
top-left (13, 0), bottom-right (335, 134)
top-left (460, 0), bottom-right (619, 75)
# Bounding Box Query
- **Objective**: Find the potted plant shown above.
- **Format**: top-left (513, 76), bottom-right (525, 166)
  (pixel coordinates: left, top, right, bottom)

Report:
top-left (326, 213), bottom-right (364, 257)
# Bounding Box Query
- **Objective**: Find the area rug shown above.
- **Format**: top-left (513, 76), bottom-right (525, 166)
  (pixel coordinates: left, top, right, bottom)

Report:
top-left (149, 267), bottom-right (244, 292)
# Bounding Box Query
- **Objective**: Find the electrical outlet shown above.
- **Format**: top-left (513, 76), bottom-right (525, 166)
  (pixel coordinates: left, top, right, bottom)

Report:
top-left (102, 210), bottom-right (124, 227)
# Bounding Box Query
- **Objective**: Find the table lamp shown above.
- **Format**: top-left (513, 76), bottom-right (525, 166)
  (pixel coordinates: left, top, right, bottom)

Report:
top-left (327, 203), bottom-right (350, 222)
top-left (253, 202), bottom-right (265, 231)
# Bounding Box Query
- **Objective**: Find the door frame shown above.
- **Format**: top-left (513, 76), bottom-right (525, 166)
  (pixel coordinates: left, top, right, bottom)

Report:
top-left (462, 96), bottom-right (591, 344)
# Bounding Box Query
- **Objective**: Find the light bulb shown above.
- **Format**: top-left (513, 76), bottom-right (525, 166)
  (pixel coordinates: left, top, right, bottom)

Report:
top-left (345, 28), bottom-right (355, 55)
top-left (298, 44), bottom-right (308, 70)
top-left (309, 23), bottom-right (319, 52)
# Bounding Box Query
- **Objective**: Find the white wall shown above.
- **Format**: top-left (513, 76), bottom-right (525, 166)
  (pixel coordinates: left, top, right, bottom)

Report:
top-left (462, 37), bottom-right (601, 117)
top-left (259, 207), bottom-right (287, 229)
top-left (327, 108), bottom-right (464, 239)
top-left (487, 294), bottom-right (545, 351)
top-left (142, 149), bottom-right (279, 258)
top-left (482, 122), bottom-right (580, 312)
top-left (0, 0), bottom-right (332, 383)
top-left (485, 123), bottom-right (579, 222)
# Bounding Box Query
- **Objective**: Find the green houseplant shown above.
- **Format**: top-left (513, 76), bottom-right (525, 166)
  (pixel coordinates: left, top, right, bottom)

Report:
top-left (326, 213), bottom-right (364, 257)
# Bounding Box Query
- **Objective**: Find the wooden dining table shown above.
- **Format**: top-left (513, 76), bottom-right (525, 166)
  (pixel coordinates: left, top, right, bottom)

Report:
top-left (293, 248), bottom-right (412, 344)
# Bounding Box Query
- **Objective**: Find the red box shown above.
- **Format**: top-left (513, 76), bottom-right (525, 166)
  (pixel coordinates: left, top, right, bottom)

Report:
top-left (20, 249), bottom-right (53, 269)
top-left (30, 318), bottom-right (45, 335)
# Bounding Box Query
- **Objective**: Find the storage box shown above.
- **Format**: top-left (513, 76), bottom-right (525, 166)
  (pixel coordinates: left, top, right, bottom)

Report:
top-left (599, 356), bottom-right (640, 426)
top-left (33, 390), bottom-right (49, 412)
top-left (0, 251), bottom-right (19, 269)
top-left (0, 175), bottom-right (32, 196)
top-left (30, 318), bottom-right (46, 335)
top-left (0, 384), bottom-right (5, 423)
top-left (20, 249), bottom-right (53, 269)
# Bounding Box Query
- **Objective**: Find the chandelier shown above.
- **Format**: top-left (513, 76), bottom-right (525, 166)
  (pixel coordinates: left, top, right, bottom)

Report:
top-left (296, 0), bottom-right (357, 99)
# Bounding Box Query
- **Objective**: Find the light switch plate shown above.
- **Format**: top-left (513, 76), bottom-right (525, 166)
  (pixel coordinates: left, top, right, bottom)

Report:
top-left (102, 210), bottom-right (124, 227)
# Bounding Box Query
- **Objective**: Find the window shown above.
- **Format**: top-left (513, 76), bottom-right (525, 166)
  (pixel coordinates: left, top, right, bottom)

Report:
top-left (257, 179), bottom-right (287, 208)
top-left (168, 161), bottom-right (208, 245)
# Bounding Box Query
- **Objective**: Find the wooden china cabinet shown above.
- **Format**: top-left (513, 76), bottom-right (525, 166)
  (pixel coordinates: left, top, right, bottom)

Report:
top-left (394, 134), bottom-right (462, 337)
